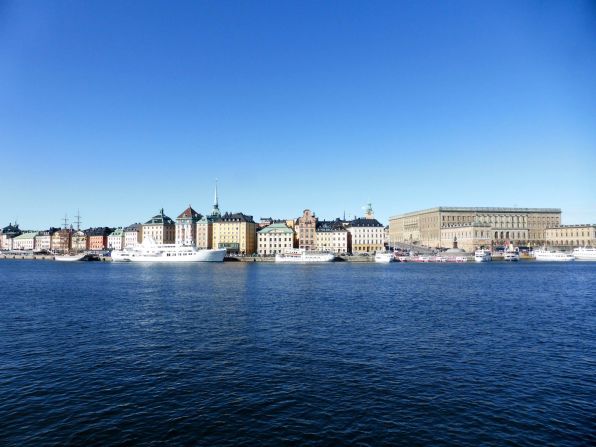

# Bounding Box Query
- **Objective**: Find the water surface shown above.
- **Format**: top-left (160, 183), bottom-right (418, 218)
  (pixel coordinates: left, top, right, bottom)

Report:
top-left (1, 261), bottom-right (594, 445)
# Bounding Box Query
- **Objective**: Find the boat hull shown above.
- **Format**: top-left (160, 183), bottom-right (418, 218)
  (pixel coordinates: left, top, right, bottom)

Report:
top-left (112, 248), bottom-right (226, 262)
top-left (374, 253), bottom-right (396, 263)
top-left (54, 253), bottom-right (86, 262)
top-left (275, 254), bottom-right (335, 263)
top-left (572, 248), bottom-right (596, 261)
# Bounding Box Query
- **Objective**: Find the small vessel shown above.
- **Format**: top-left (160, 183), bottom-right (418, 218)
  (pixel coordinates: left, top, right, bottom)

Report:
top-left (533, 248), bottom-right (574, 262)
top-left (474, 249), bottom-right (492, 263)
top-left (54, 253), bottom-right (87, 262)
top-left (275, 249), bottom-right (335, 263)
top-left (503, 251), bottom-right (520, 262)
top-left (111, 238), bottom-right (226, 262)
top-left (374, 251), bottom-right (396, 263)
top-left (572, 247), bottom-right (596, 261)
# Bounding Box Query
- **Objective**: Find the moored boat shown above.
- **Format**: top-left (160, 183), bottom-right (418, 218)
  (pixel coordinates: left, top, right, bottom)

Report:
top-left (374, 251), bottom-right (396, 263)
top-left (533, 248), bottom-right (574, 262)
top-left (474, 249), bottom-right (492, 263)
top-left (503, 251), bottom-right (520, 262)
top-left (111, 238), bottom-right (226, 262)
top-left (275, 249), bottom-right (335, 263)
top-left (54, 253), bottom-right (86, 262)
top-left (572, 247), bottom-right (596, 261)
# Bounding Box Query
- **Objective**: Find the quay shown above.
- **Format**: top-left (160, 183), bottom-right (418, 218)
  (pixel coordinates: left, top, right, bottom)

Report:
top-left (1, 253), bottom-right (538, 263)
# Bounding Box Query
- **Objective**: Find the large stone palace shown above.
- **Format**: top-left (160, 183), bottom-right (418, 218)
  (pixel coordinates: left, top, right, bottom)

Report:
top-left (388, 207), bottom-right (561, 251)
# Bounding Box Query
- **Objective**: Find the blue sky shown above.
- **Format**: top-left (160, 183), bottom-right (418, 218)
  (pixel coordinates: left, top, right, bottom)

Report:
top-left (1, 0), bottom-right (595, 229)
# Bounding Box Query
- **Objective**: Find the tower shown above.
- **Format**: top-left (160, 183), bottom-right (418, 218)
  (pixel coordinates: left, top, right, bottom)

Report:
top-left (211, 179), bottom-right (221, 218)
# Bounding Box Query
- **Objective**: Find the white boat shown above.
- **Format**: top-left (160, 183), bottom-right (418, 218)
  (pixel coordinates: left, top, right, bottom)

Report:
top-left (275, 248), bottom-right (335, 263)
top-left (572, 247), bottom-right (596, 261)
top-left (111, 238), bottom-right (226, 262)
top-left (533, 248), bottom-right (574, 262)
top-left (374, 251), bottom-right (396, 263)
top-left (503, 251), bottom-right (520, 262)
top-left (54, 253), bottom-right (87, 262)
top-left (474, 249), bottom-right (492, 263)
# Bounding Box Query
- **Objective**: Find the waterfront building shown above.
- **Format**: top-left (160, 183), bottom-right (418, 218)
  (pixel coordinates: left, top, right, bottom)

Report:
top-left (51, 229), bottom-right (71, 253)
top-left (545, 224), bottom-right (596, 248)
top-left (389, 207), bottom-right (561, 249)
top-left (142, 209), bottom-right (175, 244)
top-left (71, 230), bottom-right (88, 252)
top-left (0, 223), bottom-right (22, 250)
top-left (212, 212), bottom-right (256, 254)
top-left (124, 223), bottom-right (142, 247)
top-left (34, 229), bottom-right (57, 252)
top-left (297, 209), bottom-right (317, 251)
top-left (257, 222), bottom-right (295, 255)
top-left (315, 219), bottom-right (350, 254)
top-left (86, 227), bottom-right (112, 251)
top-left (347, 218), bottom-right (385, 253)
top-left (12, 232), bottom-right (37, 251)
top-left (107, 228), bottom-right (125, 250)
top-left (440, 223), bottom-right (493, 253)
top-left (195, 182), bottom-right (224, 249)
top-left (196, 215), bottom-right (214, 249)
top-left (176, 205), bottom-right (202, 246)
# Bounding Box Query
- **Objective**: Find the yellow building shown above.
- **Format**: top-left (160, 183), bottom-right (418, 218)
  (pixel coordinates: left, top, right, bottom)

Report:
top-left (545, 224), bottom-right (596, 248)
top-left (212, 212), bottom-right (256, 255)
top-left (389, 207), bottom-right (561, 249)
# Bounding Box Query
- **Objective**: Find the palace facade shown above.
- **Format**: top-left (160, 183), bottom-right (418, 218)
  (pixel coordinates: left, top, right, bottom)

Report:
top-left (545, 224), bottom-right (596, 248)
top-left (389, 207), bottom-right (561, 249)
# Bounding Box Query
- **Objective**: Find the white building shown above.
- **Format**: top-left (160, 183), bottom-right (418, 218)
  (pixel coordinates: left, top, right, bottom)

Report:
top-left (315, 220), bottom-right (350, 254)
top-left (257, 222), bottom-right (295, 255)
top-left (124, 224), bottom-right (142, 247)
top-left (107, 228), bottom-right (125, 250)
top-left (176, 205), bottom-right (202, 246)
top-left (35, 231), bottom-right (54, 251)
top-left (347, 218), bottom-right (385, 253)
top-left (12, 232), bottom-right (37, 251)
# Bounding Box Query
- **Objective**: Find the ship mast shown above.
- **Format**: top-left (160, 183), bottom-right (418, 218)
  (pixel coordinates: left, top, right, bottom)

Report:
top-left (74, 209), bottom-right (82, 231)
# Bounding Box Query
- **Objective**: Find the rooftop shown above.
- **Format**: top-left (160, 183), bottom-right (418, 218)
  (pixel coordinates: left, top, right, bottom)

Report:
top-left (145, 209), bottom-right (174, 225)
top-left (220, 212), bottom-right (255, 223)
top-left (390, 207), bottom-right (562, 220)
top-left (177, 205), bottom-right (202, 221)
top-left (348, 218), bottom-right (384, 228)
top-left (257, 223), bottom-right (293, 234)
top-left (13, 232), bottom-right (38, 240)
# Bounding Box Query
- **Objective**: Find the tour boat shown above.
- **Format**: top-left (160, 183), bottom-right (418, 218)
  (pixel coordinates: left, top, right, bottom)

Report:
top-left (532, 248), bottom-right (574, 262)
top-left (54, 253), bottom-right (87, 262)
top-left (474, 250), bottom-right (492, 263)
top-left (503, 251), bottom-right (520, 262)
top-left (572, 247), bottom-right (596, 261)
top-left (275, 249), bottom-right (335, 263)
top-left (111, 238), bottom-right (226, 262)
top-left (374, 251), bottom-right (396, 263)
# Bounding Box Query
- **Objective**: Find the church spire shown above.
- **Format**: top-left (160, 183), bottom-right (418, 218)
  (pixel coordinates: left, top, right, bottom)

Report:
top-left (211, 179), bottom-right (221, 218)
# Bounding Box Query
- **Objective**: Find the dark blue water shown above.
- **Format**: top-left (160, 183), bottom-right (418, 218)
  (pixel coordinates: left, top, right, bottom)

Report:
top-left (1, 261), bottom-right (594, 446)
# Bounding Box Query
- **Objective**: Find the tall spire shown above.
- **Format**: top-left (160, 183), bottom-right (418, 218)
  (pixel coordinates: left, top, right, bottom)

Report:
top-left (211, 179), bottom-right (221, 218)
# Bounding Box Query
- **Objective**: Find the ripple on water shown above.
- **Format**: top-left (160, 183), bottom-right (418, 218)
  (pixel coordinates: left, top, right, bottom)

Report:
top-left (0, 261), bottom-right (594, 446)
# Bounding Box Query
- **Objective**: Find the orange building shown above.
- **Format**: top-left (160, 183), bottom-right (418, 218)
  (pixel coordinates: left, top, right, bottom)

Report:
top-left (85, 227), bottom-right (112, 251)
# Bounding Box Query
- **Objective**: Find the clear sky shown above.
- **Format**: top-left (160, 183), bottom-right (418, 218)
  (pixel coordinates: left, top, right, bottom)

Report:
top-left (1, 0), bottom-right (595, 229)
